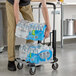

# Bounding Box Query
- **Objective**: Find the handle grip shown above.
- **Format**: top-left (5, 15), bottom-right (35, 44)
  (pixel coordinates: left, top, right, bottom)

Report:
top-left (39, 2), bottom-right (56, 9)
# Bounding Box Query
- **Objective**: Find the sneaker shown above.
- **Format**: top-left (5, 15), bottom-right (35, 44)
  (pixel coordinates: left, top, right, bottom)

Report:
top-left (8, 61), bottom-right (16, 71)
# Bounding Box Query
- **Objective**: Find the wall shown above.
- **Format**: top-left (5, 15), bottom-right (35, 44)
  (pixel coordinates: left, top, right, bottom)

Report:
top-left (63, 5), bottom-right (76, 20)
top-left (31, 0), bottom-right (56, 2)
top-left (64, 0), bottom-right (76, 3)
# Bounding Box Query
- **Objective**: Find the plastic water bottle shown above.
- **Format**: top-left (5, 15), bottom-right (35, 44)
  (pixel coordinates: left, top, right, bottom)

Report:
top-left (39, 53), bottom-right (43, 59)
top-left (16, 20), bottom-right (30, 39)
top-left (19, 45), bottom-right (24, 60)
top-left (42, 52), bottom-right (45, 59)
top-left (47, 51), bottom-right (50, 58)
top-left (16, 20), bottom-right (45, 39)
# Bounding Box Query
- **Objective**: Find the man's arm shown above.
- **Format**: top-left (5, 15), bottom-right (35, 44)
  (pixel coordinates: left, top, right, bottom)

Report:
top-left (14, 0), bottom-right (20, 24)
top-left (41, 0), bottom-right (51, 38)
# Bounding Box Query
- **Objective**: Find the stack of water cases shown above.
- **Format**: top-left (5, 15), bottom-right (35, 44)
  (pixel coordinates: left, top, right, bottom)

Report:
top-left (15, 20), bottom-right (46, 41)
top-left (19, 43), bottom-right (53, 64)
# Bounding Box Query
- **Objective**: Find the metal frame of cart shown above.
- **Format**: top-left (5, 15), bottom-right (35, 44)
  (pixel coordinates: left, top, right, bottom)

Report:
top-left (16, 2), bottom-right (58, 75)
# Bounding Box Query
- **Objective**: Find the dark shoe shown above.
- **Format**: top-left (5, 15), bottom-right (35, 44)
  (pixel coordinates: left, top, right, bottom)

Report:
top-left (8, 61), bottom-right (16, 71)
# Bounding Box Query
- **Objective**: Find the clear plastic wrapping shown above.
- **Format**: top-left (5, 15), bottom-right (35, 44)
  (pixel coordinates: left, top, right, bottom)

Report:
top-left (19, 43), bottom-right (53, 64)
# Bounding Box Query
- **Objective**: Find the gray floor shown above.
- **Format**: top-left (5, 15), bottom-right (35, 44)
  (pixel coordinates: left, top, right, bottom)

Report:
top-left (0, 43), bottom-right (76, 76)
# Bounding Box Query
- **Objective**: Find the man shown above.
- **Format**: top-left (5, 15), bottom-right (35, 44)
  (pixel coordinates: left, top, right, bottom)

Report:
top-left (6, 0), bottom-right (50, 71)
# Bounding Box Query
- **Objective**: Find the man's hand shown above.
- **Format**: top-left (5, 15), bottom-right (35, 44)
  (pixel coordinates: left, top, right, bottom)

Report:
top-left (45, 26), bottom-right (50, 38)
top-left (41, 0), bottom-right (51, 38)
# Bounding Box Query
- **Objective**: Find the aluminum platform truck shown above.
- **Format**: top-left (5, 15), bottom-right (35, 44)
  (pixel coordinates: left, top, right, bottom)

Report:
top-left (15, 2), bottom-right (58, 75)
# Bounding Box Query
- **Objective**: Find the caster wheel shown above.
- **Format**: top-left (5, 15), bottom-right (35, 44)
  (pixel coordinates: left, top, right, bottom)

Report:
top-left (29, 67), bottom-right (36, 75)
top-left (52, 63), bottom-right (58, 70)
top-left (17, 63), bottom-right (23, 70)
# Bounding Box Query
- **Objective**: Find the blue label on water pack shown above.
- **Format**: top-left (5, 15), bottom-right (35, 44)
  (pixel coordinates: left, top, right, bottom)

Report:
top-left (25, 49), bottom-right (52, 64)
top-left (26, 25), bottom-right (47, 41)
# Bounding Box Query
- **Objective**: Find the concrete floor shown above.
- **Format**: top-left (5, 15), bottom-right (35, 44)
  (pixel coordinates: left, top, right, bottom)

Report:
top-left (0, 43), bottom-right (76, 76)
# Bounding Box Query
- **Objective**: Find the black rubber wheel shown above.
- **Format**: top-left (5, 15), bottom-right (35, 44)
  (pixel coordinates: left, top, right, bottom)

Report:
top-left (29, 67), bottom-right (36, 75)
top-left (52, 63), bottom-right (58, 70)
top-left (17, 63), bottom-right (23, 70)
